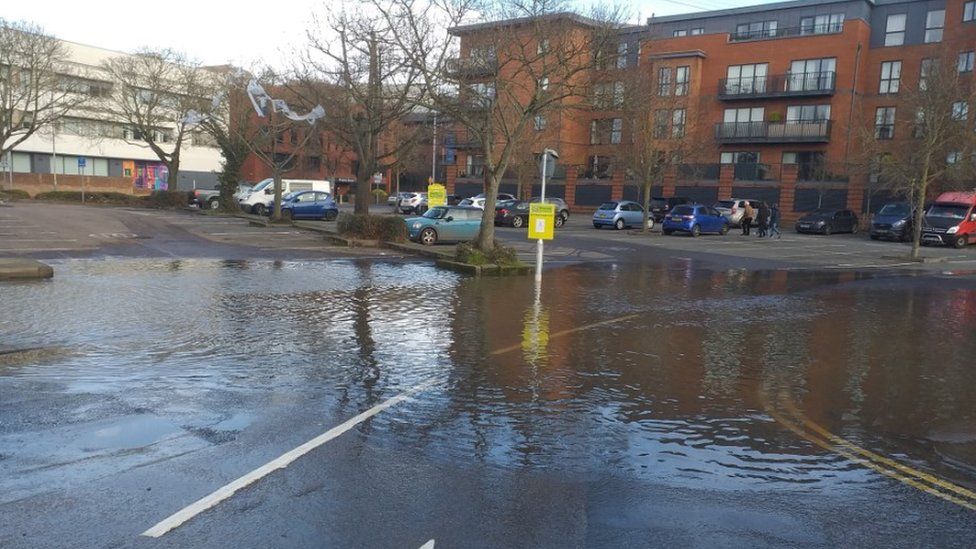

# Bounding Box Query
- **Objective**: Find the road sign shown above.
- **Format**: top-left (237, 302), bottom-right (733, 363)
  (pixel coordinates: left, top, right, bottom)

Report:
top-left (538, 153), bottom-right (555, 178)
top-left (78, 157), bottom-right (86, 169)
top-left (372, 172), bottom-right (382, 185)
top-left (427, 183), bottom-right (447, 208)
top-left (528, 203), bottom-right (555, 240)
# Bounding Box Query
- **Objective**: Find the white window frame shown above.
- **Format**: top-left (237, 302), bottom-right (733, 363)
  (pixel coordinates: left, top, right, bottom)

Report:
top-left (959, 51), bottom-right (975, 73)
top-left (924, 10), bottom-right (945, 43)
top-left (673, 29), bottom-right (687, 37)
top-left (875, 107), bottom-right (896, 139)
top-left (879, 61), bottom-right (902, 94)
top-left (952, 101), bottom-right (969, 121)
top-left (675, 66), bottom-right (690, 96)
top-left (965, 1), bottom-right (975, 22)
top-left (885, 14), bottom-right (906, 47)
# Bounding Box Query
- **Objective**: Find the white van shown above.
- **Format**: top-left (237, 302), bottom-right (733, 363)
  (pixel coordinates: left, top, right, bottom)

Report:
top-left (239, 178), bottom-right (333, 215)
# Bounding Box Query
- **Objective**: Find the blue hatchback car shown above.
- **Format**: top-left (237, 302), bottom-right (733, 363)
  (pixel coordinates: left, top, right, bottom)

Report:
top-left (406, 206), bottom-right (483, 245)
top-left (280, 190), bottom-right (339, 221)
top-left (662, 204), bottom-right (730, 237)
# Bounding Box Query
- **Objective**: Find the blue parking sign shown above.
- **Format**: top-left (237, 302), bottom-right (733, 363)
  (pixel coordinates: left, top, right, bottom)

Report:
top-left (78, 157), bottom-right (86, 169)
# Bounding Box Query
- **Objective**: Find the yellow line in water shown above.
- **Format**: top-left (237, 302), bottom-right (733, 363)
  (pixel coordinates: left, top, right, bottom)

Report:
top-left (488, 313), bottom-right (641, 356)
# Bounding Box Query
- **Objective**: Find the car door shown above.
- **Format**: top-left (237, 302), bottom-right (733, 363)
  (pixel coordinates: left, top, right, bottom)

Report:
top-left (289, 192), bottom-right (310, 217)
top-left (706, 207), bottom-right (723, 232)
top-left (438, 208), bottom-right (461, 241)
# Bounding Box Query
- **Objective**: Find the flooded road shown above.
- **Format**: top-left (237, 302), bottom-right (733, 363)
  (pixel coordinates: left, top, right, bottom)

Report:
top-left (2, 258), bottom-right (975, 547)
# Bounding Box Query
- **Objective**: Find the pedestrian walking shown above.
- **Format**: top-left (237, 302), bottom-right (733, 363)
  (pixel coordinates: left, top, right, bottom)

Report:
top-left (756, 202), bottom-right (770, 237)
top-left (741, 201), bottom-right (754, 235)
top-left (768, 203), bottom-right (782, 239)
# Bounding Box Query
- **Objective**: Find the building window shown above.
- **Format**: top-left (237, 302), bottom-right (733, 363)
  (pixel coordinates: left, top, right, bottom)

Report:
top-left (920, 58), bottom-right (934, 90)
top-left (885, 14), bottom-right (906, 46)
top-left (725, 63), bottom-right (768, 94)
top-left (653, 110), bottom-right (669, 138)
top-left (616, 43), bottom-right (628, 69)
top-left (690, 28), bottom-right (704, 35)
top-left (959, 51), bottom-right (974, 73)
top-left (675, 66), bottom-right (690, 96)
top-left (672, 109), bottom-right (686, 138)
top-left (590, 118), bottom-right (623, 145)
top-left (879, 61), bottom-right (901, 94)
top-left (947, 152), bottom-right (961, 165)
top-left (534, 115), bottom-right (547, 131)
top-left (924, 10), bottom-right (945, 43)
top-left (466, 154), bottom-right (485, 177)
top-left (673, 29), bottom-right (687, 37)
top-left (593, 81), bottom-right (624, 108)
top-left (540, 77), bottom-right (549, 91)
top-left (720, 151), bottom-right (760, 165)
top-left (537, 39), bottom-right (549, 54)
top-left (657, 67), bottom-right (673, 96)
top-left (789, 58), bottom-right (836, 91)
top-left (800, 14), bottom-right (844, 35)
top-left (723, 107), bottom-right (764, 138)
top-left (965, 1), bottom-right (975, 22)
top-left (875, 107), bottom-right (896, 139)
top-left (735, 20), bottom-right (777, 40)
top-left (587, 155), bottom-right (614, 178)
top-left (786, 104), bottom-right (831, 122)
top-left (952, 101), bottom-right (969, 121)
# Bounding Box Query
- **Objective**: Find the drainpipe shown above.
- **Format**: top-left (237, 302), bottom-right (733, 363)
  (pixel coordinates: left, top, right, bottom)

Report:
top-left (844, 42), bottom-right (862, 166)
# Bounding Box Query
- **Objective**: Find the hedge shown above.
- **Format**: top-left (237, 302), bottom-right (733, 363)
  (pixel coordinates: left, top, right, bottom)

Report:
top-left (337, 213), bottom-right (406, 242)
top-left (0, 189), bottom-right (30, 200)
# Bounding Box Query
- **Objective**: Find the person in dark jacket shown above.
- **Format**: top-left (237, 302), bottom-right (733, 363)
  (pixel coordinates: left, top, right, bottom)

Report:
top-left (756, 202), bottom-right (770, 237)
top-left (768, 203), bottom-right (782, 239)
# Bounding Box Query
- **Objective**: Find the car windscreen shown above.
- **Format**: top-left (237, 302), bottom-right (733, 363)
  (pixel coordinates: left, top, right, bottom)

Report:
top-left (251, 179), bottom-right (272, 193)
top-left (811, 209), bottom-right (836, 216)
top-left (927, 204), bottom-right (970, 219)
top-left (422, 207), bottom-right (447, 219)
top-left (671, 205), bottom-right (695, 216)
top-left (878, 203), bottom-right (910, 216)
top-left (598, 202), bottom-right (618, 211)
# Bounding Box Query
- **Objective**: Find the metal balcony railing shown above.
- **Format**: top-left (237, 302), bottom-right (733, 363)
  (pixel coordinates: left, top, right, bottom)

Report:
top-left (728, 23), bottom-right (843, 42)
top-left (718, 71), bottom-right (835, 99)
top-left (445, 56), bottom-right (498, 77)
top-left (714, 121), bottom-right (832, 143)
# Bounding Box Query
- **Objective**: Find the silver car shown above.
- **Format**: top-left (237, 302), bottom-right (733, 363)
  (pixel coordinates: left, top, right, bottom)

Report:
top-left (399, 192), bottom-right (428, 214)
top-left (592, 200), bottom-right (647, 230)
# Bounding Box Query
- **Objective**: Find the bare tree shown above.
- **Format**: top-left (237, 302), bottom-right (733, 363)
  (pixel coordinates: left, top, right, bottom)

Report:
top-left (301, 0), bottom-right (426, 215)
top-left (0, 19), bottom-right (87, 161)
top-left (378, 0), bottom-right (624, 251)
top-left (859, 50), bottom-right (976, 258)
top-left (101, 48), bottom-right (216, 191)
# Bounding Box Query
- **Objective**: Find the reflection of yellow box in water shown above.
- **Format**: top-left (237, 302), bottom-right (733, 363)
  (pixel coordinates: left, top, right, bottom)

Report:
top-left (427, 184), bottom-right (447, 207)
top-left (528, 203), bottom-right (555, 240)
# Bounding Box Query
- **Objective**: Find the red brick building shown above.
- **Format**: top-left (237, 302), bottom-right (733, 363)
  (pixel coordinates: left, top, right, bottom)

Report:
top-left (438, 0), bottom-right (976, 219)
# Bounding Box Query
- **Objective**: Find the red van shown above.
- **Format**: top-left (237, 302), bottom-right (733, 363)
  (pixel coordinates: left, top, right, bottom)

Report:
top-left (922, 192), bottom-right (976, 248)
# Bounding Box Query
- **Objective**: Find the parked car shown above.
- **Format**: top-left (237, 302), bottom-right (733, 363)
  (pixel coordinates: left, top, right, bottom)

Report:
top-left (592, 200), bottom-right (646, 230)
top-left (795, 209), bottom-right (859, 235)
top-left (650, 196), bottom-right (693, 223)
top-left (388, 191), bottom-right (413, 210)
top-left (713, 198), bottom-right (761, 227)
top-left (239, 178), bottom-right (332, 215)
top-left (921, 192), bottom-right (976, 248)
top-left (529, 196), bottom-right (570, 227)
top-left (495, 200), bottom-right (531, 228)
top-left (405, 206), bottom-right (483, 245)
top-left (399, 192), bottom-right (428, 214)
top-left (190, 184), bottom-right (253, 210)
top-left (662, 204), bottom-right (730, 236)
top-left (870, 202), bottom-right (914, 241)
top-left (279, 190), bottom-right (338, 221)
top-left (461, 193), bottom-right (517, 210)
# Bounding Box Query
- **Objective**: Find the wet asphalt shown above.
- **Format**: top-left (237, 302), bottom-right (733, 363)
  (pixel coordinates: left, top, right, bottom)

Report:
top-left (1, 204), bottom-right (976, 548)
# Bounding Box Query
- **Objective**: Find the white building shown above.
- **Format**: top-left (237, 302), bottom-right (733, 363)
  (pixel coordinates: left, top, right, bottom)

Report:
top-left (6, 39), bottom-right (223, 191)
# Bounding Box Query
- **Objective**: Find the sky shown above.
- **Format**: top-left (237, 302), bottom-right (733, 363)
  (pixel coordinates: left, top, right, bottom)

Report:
top-left (4, 0), bottom-right (780, 67)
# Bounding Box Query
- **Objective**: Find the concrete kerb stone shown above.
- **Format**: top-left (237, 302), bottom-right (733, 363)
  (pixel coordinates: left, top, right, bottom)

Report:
top-left (0, 259), bottom-right (54, 280)
top-left (880, 254), bottom-right (950, 264)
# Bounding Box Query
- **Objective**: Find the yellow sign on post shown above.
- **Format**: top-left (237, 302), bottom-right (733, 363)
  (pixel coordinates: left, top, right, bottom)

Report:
top-left (528, 203), bottom-right (555, 240)
top-left (427, 183), bottom-right (447, 208)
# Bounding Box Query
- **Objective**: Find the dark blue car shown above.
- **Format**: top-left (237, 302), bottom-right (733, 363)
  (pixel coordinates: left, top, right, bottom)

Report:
top-left (662, 204), bottom-right (730, 237)
top-left (280, 191), bottom-right (339, 221)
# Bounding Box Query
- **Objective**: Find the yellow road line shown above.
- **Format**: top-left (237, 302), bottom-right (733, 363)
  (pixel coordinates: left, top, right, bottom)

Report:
top-left (488, 313), bottom-right (641, 356)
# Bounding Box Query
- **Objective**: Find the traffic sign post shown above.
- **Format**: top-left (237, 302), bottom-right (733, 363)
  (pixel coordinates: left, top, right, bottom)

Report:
top-left (528, 203), bottom-right (555, 240)
top-left (533, 149), bottom-right (558, 283)
top-left (427, 183), bottom-right (447, 208)
top-left (78, 157), bottom-right (87, 204)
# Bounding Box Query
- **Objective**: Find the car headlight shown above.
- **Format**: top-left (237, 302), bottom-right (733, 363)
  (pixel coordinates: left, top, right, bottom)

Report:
top-left (412, 222), bottom-right (422, 229)
top-left (947, 226), bottom-right (959, 234)
top-left (815, 220), bottom-right (826, 226)
top-left (892, 219), bottom-right (906, 228)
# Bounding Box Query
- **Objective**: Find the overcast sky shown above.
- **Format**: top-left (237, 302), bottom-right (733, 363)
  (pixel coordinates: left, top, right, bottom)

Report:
top-left (5, 0), bottom-right (777, 67)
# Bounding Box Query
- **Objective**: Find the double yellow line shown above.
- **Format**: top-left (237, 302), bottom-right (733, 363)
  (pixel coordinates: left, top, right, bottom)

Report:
top-left (764, 389), bottom-right (976, 512)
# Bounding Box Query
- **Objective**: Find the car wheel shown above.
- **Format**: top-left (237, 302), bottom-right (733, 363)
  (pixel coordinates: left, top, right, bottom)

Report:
top-left (822, 225), bottom-right (831, 236)
top-left (208, 197), bottom-right (220, 210)
top-left (719, 224), bottom-right (729, 235)
top-left (614, 218), bottom-right (625, 230)
top-left (324, 210), bottom-right (338, 221)
top-left (953, 235), bottom-right (968, 249)
top-left (691, 224), bottom-right (701, 237)
top-left (645, 218), bottom-right (655, 231)
top-left (512, 216), bottom-right (524, 228)
top-left (252, 204), bottom-right (266, 216)
top-left (851, 223), bottom-right (859, 235)
top-left (555, 214), bottom-right (565, 228)
top-left (420, 227), bottom-right (437, 246)
top-left (663, 229), bottom-right (673, 236)
top-left (593, 224), bottom-right (601, 229)
top-left (282, 209), bottom-right (293, 221)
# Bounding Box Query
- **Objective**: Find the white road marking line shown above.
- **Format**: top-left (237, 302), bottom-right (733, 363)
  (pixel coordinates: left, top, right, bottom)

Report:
top-left (141, 380), bottom-right (436, 538)
top-left (0, 247), bottom-right (86, 252)
top-left (0, 239), bottom-right (77, 242)
top-left (420, 540), bottom-right (435, 549)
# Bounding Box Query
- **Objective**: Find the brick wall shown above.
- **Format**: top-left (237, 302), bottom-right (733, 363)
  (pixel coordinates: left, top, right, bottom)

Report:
top-left (6, 173), bottom-right (151, 197)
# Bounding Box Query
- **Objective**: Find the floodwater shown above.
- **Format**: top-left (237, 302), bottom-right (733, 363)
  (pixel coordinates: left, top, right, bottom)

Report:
top-left (2, 258), bottom-right (976, 501)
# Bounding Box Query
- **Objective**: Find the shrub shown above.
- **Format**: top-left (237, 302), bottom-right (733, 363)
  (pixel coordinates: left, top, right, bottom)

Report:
top-left (33, 191), bottom-right (137, 205)
top-left (0, 189), bottom-right (30, 200)
top-left (456, 240), bottom-right (520, 266)
top-left (371, 188), bottom-right (388, 204)
top-left (144, 190), bottom-right (191, 209)
top-left (337, 212), bottom-right (406, 242)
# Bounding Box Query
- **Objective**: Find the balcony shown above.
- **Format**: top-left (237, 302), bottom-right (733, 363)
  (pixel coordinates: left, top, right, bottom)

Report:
top-left (728, 23), bottom-right (842, 43)
top-left (445, 56), bottom-right (498, 78)
top-left (714, 121), bottom-right (832, 143)
top-left (718, 72), bottom-right (835, 100)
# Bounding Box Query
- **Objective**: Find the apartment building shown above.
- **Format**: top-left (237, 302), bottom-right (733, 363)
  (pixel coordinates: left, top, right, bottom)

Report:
top-left (440, 0), bottom-right (976, 217)
top-left (5, 39), bottom-right (222, 194)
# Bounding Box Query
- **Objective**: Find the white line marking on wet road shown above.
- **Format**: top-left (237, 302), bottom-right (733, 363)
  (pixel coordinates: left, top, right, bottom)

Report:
top-left (141, 380), bottom-right (436, 538)
top-left (420, 540), bottom-right (435, 549)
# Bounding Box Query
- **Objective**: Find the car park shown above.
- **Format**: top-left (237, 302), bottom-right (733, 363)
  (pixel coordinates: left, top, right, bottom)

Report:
top-left (279, 190), bottom-right (338, 221)
top-left (405, 206), bottom-right (483, 245)
top-left (399, 192), bottom-right (428, 214)
top-left (921, 192), bottom-right (976, 248)
top-left (190, 184), bottom-right (253, 210)
top-left (662, 204), bottom-right (730, 236)
top-left (870, 202), bottom-right (913, 241)
top-left (495, 200), bottom-right (531, 228)
top-left (795, 209), bottom-right (859, 235)
top-left (528, 196), bottom-right (570, 227)
top-left (592, 200), bottom-right (646, 230)
top-left (713, 198), bottom-right (761, 227)
top-left (650, 196), bottom-right (693, 223)
top-left (239, 178), bottom-right (332, 215)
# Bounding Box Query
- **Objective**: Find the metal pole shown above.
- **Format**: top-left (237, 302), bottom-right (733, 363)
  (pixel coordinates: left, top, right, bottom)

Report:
top-left (51, 126), bottom-right (58, 192)
top-left (535, 152), bottom-right (547, 283)
top-left (431, 113), bottom-right (437, 182)
top-left (6, 151), bottom-right (12, 192)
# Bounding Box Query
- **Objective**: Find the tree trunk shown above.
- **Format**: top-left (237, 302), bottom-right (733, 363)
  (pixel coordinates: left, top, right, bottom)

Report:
top-left (354, 168), bottom-right (371, 215)
top-left (641, 179), bottom-right (653, 233)
top-left (218, 150), bottom-right (245, 212)
top-left (475, 168), bottom-right (502, 251)
top-left (272, 172), bottom-right (283, 221)
top-left (911, 162), bottom-right (931, 260)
